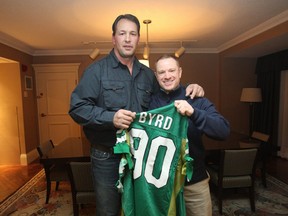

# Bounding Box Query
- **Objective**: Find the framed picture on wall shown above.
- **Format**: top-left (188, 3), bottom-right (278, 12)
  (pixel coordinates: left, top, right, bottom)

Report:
top-left (25, 75), bottom-right (33, 90)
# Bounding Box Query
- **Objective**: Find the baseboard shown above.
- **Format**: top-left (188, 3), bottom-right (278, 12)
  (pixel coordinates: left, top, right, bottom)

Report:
top-left (20, 148), bottom-right (39, 165)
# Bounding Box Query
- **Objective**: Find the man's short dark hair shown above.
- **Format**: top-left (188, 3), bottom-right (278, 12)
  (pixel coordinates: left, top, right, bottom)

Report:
top-left (112, 14), bottom-right (140, 36)
top-left (155, 54), bottom-right (180, 67)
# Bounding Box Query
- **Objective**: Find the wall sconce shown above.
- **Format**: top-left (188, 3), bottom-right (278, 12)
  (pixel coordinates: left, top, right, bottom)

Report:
top-left (175, 41), bottom-right (185, 58)
top-left (89, 48), bottom-right (100, 60)
top-left (240, 88), bottom-right (262, 136)
top-left (82, 41), bottom-right (101, 60)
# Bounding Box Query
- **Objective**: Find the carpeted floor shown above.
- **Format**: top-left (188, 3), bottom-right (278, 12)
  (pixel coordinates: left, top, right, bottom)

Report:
top-left (1, 169), bottom-right (288, 216)
top-left (211, 176), bottom-right (288, 215)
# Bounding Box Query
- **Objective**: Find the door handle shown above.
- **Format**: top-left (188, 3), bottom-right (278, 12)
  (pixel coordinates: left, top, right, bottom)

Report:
top-left (37, 93), bottom-right (44, 99)
top-left (41, 113), bottom-right (47, 117)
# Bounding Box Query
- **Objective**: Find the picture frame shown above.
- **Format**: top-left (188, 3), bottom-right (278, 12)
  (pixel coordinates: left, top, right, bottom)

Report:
top-left (25, 75), bottom-right (33, 90)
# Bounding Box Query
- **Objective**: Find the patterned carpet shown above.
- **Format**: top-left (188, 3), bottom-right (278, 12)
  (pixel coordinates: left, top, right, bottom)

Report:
top-left (0, 169), bottom-right (288, 216)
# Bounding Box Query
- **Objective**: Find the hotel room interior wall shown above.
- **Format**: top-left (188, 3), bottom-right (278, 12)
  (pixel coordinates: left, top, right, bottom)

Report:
top-left (0, 43), bottom-right (38, 164)
top-left (221, 57), bottom-right (257, 135)
top-left (0, 63), bottom-right (23, 164)
top-left (33, 54), bottom-right (97, 78)
top-left (179, 53), bottom-right (219, 106)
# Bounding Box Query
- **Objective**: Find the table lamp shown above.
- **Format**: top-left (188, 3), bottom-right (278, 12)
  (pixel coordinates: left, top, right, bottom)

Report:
top-left (240, 88), bottom-right (262, 136)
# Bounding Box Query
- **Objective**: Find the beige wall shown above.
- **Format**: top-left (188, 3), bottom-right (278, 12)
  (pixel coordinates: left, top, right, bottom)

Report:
top-left (0, 43), bottom-right (38, 164)
top-left (0, 63), bottom-right (24, 164)
top-left (221, 57), bottom-right (257, 134)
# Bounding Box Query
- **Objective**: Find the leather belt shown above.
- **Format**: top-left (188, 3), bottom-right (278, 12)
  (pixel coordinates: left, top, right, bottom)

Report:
top-left (93, 143), bottom-right (114, 154)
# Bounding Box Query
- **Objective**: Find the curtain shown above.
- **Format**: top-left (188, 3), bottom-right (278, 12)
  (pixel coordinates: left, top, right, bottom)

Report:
top-left (279, 71), bottom-right (288, 159)
top-left (255, 49), bottom-right (288, 156)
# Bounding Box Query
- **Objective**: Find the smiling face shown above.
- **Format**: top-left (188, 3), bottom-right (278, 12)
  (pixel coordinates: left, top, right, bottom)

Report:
top-left (112, 18), bottom-right (140, 60)
top-left (155, 56), bottom-right (182, 93)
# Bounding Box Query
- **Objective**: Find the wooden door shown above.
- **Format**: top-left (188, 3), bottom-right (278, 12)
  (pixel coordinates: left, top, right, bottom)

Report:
top-left (34, 64), bottom-right (80, 145)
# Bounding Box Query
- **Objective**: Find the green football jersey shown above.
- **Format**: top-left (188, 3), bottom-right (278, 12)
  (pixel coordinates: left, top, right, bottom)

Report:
top-left (114, 103), bottom-right (193, 216)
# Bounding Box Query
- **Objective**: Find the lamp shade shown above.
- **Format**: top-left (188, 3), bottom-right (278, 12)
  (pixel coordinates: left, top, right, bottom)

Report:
top-left (175, 46), bottom-right (185, 58)
top-left (143, 46), bottom-right (150, 60)
top-left (89, 48), bottom-right (100, 59)
top-left (240, 88), bottom-right (262, 102)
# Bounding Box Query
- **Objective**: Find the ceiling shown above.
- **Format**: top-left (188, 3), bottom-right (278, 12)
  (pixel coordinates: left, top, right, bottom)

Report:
top-left (0, 0), bottom-right (288, 59)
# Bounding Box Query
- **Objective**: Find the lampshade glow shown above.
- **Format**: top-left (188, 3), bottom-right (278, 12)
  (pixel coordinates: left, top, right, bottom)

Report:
top-left (240, 88), bottom-right (262, 102)
top-left (143, 46), bottom-right (150, 60)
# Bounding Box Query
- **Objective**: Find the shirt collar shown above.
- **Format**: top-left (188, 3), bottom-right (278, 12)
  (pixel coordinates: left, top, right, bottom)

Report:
top-left (109, 49), bottom-right (121, 68)
top-left (109, 49), bottom-right (147, 73)
top-left (160, 85), bottom-right (182, 95)
top-left (158, 85), bottom-right (186, 103)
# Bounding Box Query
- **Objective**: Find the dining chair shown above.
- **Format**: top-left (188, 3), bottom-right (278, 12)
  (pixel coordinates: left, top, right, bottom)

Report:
top-left (207, 148), bottom-right (258, 214)
top-left (37, 139), bottom-right (54, 157)
top-left (251, 131), bottom-right (270, 187)
top-left (37, 139), bottom-right (68, 204)
top-left (67, 161), bottom-right (95, 216)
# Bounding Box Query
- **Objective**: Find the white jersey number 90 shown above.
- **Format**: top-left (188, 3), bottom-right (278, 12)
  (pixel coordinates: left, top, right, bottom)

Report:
top-left (130, 128), bottom-right (176, 188)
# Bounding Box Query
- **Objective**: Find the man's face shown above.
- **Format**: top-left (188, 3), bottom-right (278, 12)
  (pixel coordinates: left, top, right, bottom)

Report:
top-left (112, 19), bottom-right (139, 59)
top-left (155, 57), bottom-right (182, 93)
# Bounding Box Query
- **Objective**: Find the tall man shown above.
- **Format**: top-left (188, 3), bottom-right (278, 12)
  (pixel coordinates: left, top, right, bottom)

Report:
top-left (69, 14), bottom-right (204, 216)
top-left (149, 54), bottom-right (230, 216)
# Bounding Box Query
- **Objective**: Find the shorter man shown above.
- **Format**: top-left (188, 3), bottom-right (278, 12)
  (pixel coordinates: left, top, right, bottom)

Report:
top-left (149, 54), bottom-right (230, 216)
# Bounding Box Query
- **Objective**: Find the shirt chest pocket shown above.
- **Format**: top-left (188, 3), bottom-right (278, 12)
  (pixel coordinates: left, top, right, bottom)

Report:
top-left (102, 81), bottom-right (127, 110)
top-left (137, 83), bottom-right (153, 109)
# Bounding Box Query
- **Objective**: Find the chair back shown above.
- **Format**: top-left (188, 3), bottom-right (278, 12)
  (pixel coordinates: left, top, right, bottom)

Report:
top-left (207, 148), bottom-right (258, 214)
top-left (37, 139), bottom-right (68, 204)
top-left (222, 148), bottom-right (258, 176)
top-left (68, 161), bottom-right (94, 192)
top-left (67, 161), bottom-right (95, 215)
top-left (37, 139), bottom-right (54, 157)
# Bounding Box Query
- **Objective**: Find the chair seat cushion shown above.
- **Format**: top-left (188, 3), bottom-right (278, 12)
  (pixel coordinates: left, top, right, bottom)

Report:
top-left (222, 176), bottom-right (252, 188)
top-left (207, 167), bottom-right (252, 188)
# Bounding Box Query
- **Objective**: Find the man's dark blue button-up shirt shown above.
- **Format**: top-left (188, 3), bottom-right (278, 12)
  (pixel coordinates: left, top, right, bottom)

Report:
top-left (69, 50), bottom-right (159, 147)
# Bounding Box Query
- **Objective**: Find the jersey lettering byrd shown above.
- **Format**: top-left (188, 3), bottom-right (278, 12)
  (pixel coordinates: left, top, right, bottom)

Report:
top-left (114, 103), bottom-right (193, 216)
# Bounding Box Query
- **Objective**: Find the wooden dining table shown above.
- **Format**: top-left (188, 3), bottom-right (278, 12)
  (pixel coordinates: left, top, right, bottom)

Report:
top-left (38, 137), bottom-right (91, 204)
top-left (204, 131), bottom-right (261, 164)
top-left (204, 131), bottom-right (260, 150)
